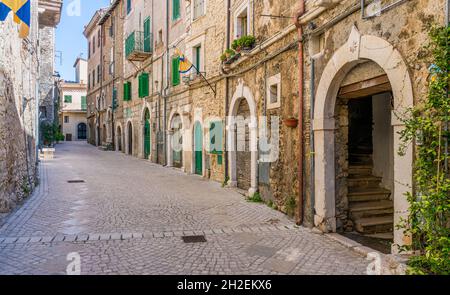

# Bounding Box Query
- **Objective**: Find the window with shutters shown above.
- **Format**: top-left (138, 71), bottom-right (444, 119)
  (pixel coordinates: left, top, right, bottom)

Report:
top-left (139, 73), bottom-right (149, 98)
top-left (193, 0), bottom-right (205, 20)
top-left (64, 95), bottom-right (72, 103)
top-left (194, 45), bottom-right (201, 73)
top-left (92, 36), bottom-right (95, 53)
top-left (123, 81), bottom-right (132, 101)
top-left (127, 0), bottom-right (132, 15)
top-left (143, 17), bottom-right (151, 53)
top-left (97, 65), bottom-right (100, 83)
top-left (81, 96), bottom-right (87, 110)
top-left (172, 0), bottom-right (180, 21)
top-left (171, 57), bottom-right (180, 86)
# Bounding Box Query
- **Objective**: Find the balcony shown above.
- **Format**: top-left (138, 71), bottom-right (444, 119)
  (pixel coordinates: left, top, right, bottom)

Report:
top-left (125, 31), bottom-right (153, 62)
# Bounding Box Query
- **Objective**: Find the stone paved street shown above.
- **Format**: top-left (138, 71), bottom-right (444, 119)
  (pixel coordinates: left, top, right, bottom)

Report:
top-left (0, 142), bottom-right (368, 275)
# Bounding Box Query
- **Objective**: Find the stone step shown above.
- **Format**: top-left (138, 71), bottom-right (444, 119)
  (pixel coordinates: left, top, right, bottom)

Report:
top-left (354, 215), bottom-right (393, 234)
top-left (349, 200), bottom-right (394, 219)
top-left (365, 232), bottom-right (394, 240)
top-left (348, 164), bottom-right (373, 175)
top-left (347, 175), bottom-right (382, 188)
top-left (348, 188), bottom-right (391, 202)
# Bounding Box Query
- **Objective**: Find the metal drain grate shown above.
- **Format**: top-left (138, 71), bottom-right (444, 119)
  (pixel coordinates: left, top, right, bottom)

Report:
top-left (182, 235), bottom-right (207, 243)
top-left (67, 180), bottom-right (85, 183)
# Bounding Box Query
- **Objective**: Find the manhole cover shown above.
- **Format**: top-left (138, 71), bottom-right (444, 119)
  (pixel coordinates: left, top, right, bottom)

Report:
top-left (67, 180), bottom-right (85, 183)
top-left (182, 235), bottom-right (207, 243)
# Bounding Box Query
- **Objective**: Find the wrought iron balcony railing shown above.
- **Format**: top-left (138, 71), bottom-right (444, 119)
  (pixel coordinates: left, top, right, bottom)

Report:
top-left (125, 31), bottom-right (153, 61)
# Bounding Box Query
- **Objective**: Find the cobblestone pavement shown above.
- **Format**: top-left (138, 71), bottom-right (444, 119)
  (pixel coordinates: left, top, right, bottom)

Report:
top-left (0, 142), bottom-right (368, 275)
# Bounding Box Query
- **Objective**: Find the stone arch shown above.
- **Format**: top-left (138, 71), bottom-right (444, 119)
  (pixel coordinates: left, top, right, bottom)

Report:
top-left (167, 111), bottom-right (184, 169)
top-left (106, 108), bottom-right (113, 143)
top-left (126, 120), bottom-right (133, 155)
top-left (141, 106), bottom-right (151, 159)
top-left (313, 26), bottom-right (413, 250)
top-left (115, 122), bottom-right (123, 152)
top-left (226, 79), bottom-right (258, 196)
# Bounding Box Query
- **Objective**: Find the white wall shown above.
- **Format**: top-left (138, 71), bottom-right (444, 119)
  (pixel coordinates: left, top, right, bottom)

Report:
top-left (61, 87), bottom-right (87, 111)
top-left (372, 92), bottom-right (394, 192)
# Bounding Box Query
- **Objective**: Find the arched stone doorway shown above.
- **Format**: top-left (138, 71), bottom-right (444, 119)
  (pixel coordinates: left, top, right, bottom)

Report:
top-left (127, 121), bottom-right (133, 155)
top-left (169, 114), bottom-right (183, 168)
top-left (227, 80), bottom-right (258, 196)
top-left (193, 121), bottom-right (203, 175)
top-left (312, 26), bottom-right (413, 251)
top-left (77, 123), bottom-right (87, 140)
top-left (143, 108), bottom-right (151, 160)
top-left (116, 125), bottom-right (122, 152)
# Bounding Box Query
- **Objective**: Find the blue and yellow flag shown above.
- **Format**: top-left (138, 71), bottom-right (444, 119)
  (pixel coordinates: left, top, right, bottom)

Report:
top-left (174, 48), bottom-right (194, 74)
top-left (0, 0), bottom-right (30, 38)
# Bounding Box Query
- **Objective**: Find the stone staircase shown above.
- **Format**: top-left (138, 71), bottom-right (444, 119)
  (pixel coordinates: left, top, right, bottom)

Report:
top-left (347, 151), bottom-right (394, 239)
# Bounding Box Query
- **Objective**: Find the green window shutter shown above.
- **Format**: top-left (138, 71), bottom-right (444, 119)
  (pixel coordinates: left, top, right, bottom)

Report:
top-left (172, 57), bottom-right (180, 86)
top-left (128, 81), bottom-right (132, 100)
top-left (81, 96), bottom-right (87, 110)
top-left (143, 18), bottom-right (151, 53)
top-left (123, 83), bottom-right (128, 101)
top-left (142, 73), bottom-right (149, 97)
top-left (210, 121), bottom-right (223, 154)
top-left (172, 0), bottom-right (180, 20)
top-left (124, 82), bottom-right (132, 101)
top-left (64, 95), bottom-right (72, 103)
top-left (138, 75), bottom-right (142, 98)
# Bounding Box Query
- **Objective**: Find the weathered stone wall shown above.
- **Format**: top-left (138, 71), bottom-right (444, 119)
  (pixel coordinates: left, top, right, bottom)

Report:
top-left (0, 0), bottom-right (39, 213)
top-left (39, 26), bottom-right (56, 127)
top-left (301, 0), bottom-right (446, 227)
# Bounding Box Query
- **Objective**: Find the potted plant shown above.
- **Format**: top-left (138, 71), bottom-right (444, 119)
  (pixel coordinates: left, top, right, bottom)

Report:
top-left (231, 39), bottom-right (242, 52)
top-left (283, 117), bottom-right (298, 128)
top-left (241, 35), bottom-right (256, 51)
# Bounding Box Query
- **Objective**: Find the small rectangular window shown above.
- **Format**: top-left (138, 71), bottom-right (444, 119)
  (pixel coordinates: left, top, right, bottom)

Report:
top-left (194, 45), bottom-right (201, 73)
top-left (193, 0), bottom-right (205, 20)
top-left (64, 95), bottom-right (72, 103)
top-left (172, 0), bottom-right (181, 21)
top-left (127, 0), bottom-right (132, 15)
top-left (81, 96), bottom-right (87, 110)
top-left (64, 116), bottom-right (69, 123)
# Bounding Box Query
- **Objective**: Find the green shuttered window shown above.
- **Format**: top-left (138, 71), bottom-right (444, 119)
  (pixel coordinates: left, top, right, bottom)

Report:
top-left (81, 96), bottom-right (87, 110)
top-left (123, 81), bottom-right (132, 101)
top-left (138, 73), bottom-right (149, 98)
top-left (171, 57), bottom-right (180, 86)
top-left (172, 0), bottom-right (181, 20)
top-left (64, 95), bottom-right (72, 103)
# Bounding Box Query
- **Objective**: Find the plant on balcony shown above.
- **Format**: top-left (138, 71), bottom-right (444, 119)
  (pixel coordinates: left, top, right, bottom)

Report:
top-left (240, 35), bottom-right (256, 50)
top-left (220, 49), bottom-right (239, 64)
top-left (231, 35), bottom-right (256, 52)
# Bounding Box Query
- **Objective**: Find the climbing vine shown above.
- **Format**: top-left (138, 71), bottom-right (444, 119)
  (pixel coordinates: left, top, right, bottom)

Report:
top-left (398, 26), bottom-right (450, 275)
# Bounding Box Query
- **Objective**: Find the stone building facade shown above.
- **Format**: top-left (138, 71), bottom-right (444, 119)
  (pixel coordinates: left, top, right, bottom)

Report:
top-left (0, 0), bottom-right (62, 213)
top-left (297, 0), bottom-right (446, 251)
top-left (58, 58), bottom-right (88, 141)
top-left (84, 0), bottom-right (446, 253)
top-left (84, 9), bottom-right (106, 146)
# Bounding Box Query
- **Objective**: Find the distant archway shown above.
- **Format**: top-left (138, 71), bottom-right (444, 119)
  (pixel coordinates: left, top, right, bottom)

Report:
top-left (77, 123), bottom-right (87, 140)
top-left (127, 121), bottom-right (133, 155)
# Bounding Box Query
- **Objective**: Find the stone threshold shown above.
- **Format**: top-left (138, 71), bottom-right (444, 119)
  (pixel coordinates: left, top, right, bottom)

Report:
top-left (324, 232), bottom-right (408, 275)
top-left (0, 224), bottom-right (300, 245)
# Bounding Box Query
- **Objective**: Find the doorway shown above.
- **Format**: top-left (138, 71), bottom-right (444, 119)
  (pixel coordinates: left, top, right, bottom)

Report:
top-left (194, 121), bottom-right (203, 175)
top-left (144, 109), bottom-right (151, 159)
top-left (128, 122), bottom-right (133, 155)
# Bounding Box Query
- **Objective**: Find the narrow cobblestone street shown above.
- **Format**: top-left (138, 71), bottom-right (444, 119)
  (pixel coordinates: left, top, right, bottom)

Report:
top-left (0, 143), bottom-right (368, 275)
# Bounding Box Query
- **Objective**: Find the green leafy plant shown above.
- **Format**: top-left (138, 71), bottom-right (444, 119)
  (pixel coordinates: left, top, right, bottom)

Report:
top-left (247, 192), bottom-right (263, 203)
top-left (285, 195), bottom-right (296, 217)
top-left (222, 176), bottom-right (230, 188)
top-left (397, 26), bottom-right (450, 275)
top-left (231, 39), bottom-right (241, 51)
top-left (240, 35), bottom-right (256, 49)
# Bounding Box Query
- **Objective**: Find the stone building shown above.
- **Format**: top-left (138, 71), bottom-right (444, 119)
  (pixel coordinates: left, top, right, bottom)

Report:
top-left (58, 58), bottom-right (88, 141)
top-left (296, 0), bottom-right (446, 252)
top-left (38, 0), bottom-right (63, 144)
top-left (0, 0), bottom-right (62, 213)
top-left (84, 0), bottom-right (446, 254)
top-left (84, 8), bottom-right (106, 146)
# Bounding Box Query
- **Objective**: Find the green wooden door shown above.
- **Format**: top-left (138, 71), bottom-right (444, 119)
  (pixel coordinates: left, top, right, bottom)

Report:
top-left (144, 116), bottom-right (151, 159)
top-left (194, 122), bottom-right (202, 175)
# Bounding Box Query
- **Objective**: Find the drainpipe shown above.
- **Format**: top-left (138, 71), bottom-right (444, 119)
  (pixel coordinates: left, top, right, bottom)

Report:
top-left (163, 0), bottom-right (170, 166)
top-left (294, 1), bottom-right (305, 225)
top-left (224, 0), bottom-right (231, 182)
top-left (310, 58), bottom-right (315, 222)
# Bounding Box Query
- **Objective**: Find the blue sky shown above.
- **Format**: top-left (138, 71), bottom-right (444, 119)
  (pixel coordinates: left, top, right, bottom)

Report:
top-left (56, 0), bottom-right (110, 81)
